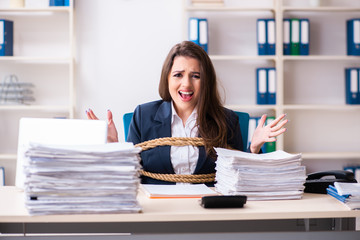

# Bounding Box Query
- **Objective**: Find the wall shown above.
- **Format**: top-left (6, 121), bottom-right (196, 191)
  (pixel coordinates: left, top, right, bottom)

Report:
top-left (75, 0), bottom-right (183, 140)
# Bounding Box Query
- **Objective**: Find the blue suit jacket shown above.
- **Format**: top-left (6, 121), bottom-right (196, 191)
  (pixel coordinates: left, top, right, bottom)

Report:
top-left (127, 100), bottom-right (243, 184)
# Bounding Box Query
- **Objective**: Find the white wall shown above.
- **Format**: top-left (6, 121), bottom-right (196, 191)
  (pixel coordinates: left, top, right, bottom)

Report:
top-left (75, 0), bottom-right (183, 140)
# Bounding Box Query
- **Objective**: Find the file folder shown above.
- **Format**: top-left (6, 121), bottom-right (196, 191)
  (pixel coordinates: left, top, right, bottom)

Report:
top-left (347, 19), bottom-right (360, 56)
top-left (283, 18), bottom-right (291, 55)
top-left (345, 68), bottom-right (360, 104)
top-left (267, 68), bottom-right (276, 104)
top-left (189, 18), bottom-right (200, 46)
top-left (256, 68), bottom-right (267, 104)
top-left (300, 19), bottom-right (309, 55)
top-left (290, 19), bottom-right (300, 55)
top-left (199, 18), bottom-right (208, 53)
top-left (257, 19), bottom-right (267, 55)
top-left (267, 19), bottom-right (276, 55)
top-left (0, 19), bottom-right (13, 56)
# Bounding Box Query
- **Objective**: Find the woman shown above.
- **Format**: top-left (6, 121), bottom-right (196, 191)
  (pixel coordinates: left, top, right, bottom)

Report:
top-left (87, 41), bottom-right (287, 184)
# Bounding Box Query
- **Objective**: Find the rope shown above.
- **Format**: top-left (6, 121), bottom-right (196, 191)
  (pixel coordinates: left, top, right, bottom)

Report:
top-left (135, 137), bottom-right (215, 183)
top-left (135, 137), bottom-right (205, 151)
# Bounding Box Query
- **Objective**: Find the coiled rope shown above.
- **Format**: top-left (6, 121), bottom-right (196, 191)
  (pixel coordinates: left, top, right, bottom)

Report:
top-left (135, 137), bottom-right (215, 183)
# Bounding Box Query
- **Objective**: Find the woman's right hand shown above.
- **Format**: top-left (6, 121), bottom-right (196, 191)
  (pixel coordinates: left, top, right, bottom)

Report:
top-left (86, 109), bottom-right (119, 143)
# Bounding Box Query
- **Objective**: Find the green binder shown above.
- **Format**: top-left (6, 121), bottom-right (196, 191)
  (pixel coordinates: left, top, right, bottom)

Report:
top-left (290, 18), bottom-right (300, 55)
top-left (265, 116), bottom-right (276, 152)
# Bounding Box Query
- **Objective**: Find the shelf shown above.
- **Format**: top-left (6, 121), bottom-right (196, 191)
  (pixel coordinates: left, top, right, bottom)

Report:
top-left (185, 6), bottom-right (275, 12)
top-left (282, 7), bottom-right (360, 12)
top-left (210, 55), bottom-right (276, 61)
top-left (282, 56), bottom-right (360, 61)
top-left (0, 105), bottom-right (71, 112)
top-left (226, 105), bottom-right (277, 111)
top-left (283, 105), bottom-right (360, 110)
top-left (0, 57), bottom-right (73, 64)
top-left (0, 154), bottom-right (16, 160)
top-left (301, 152), bottom-right (360, 160)
top-left (0, 7), bottom-right (71, 13)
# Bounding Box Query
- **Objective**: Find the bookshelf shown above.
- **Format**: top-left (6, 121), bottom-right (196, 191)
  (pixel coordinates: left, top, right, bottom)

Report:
top-left (0, 1), bottom-right (75, 185)
top-left (183, 0), bottom-right (360, 171)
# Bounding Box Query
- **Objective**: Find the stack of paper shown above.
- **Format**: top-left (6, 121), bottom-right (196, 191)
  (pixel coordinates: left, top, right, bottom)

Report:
top-left (23, 142), bottom-right (142, 215)
top-left (327, 182), bottom-right (360, 210)
top-left (214, 148), bottom-right (306, 200)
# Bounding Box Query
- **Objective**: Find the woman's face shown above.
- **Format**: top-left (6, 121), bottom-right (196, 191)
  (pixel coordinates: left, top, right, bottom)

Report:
top-left (168, 56), bottom-right (201, 116)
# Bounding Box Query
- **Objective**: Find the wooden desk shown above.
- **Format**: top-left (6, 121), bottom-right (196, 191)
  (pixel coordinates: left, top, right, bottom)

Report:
top-left (1, 186), bottom-right (358, 223)
top-left (0, 186), bottom-right (359, 239)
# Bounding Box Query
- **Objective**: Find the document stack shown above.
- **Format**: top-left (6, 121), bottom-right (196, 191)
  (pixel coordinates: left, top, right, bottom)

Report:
top-left (23, 142), bottom-right (142, 215)
top-left (327, 182), bottom-right (360, 210)
top-left (214, 148), bottom-right (306, 200)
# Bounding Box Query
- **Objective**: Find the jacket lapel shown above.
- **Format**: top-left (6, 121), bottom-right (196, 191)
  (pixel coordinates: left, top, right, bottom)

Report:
top-left (152, 101), bottom-right (174, 173)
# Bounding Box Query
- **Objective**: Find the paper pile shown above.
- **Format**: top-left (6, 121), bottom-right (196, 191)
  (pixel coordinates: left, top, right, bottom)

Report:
top-left (23, 142), bottom-right (142, 215)
top-left (215, 148), bottom-right (306, 200)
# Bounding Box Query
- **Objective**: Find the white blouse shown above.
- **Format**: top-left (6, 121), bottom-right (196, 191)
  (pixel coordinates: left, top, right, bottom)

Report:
top-left (170, 102), bottom-right (199, 175)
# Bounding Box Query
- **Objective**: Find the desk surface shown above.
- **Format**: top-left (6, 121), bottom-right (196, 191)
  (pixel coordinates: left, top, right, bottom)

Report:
top-left (1, 186), bottom-right (359, 223)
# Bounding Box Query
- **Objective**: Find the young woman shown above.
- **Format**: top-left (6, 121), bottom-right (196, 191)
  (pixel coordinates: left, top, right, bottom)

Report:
top-left (87, 41), bottom-right (288, 184)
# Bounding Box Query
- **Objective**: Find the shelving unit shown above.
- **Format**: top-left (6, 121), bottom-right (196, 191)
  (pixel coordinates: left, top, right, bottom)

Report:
top-left (0, 1), bottom-right (75, 185)
top-left (183, 0), bottom-right (360, 171)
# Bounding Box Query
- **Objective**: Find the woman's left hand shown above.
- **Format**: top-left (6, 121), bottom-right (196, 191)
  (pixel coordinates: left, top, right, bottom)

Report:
top-left (250, 114), bottom-right (288, 153)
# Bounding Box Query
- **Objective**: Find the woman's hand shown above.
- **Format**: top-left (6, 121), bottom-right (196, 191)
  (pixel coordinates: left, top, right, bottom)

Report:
top-left (86, 109), bottom-right (119, 143)
top-left (250, 114), bottom-right (288, 153)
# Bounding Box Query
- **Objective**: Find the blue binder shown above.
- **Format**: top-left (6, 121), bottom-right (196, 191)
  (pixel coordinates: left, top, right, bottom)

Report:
top-left (283, 18), bottom-right (291, 55)
top-left (50, 0), bottom-right (64, 6)
top-left (267, 68), bottom-right (276, 104)
top-left (347, 19), bottom-right (360, 56)
top-left (345, 68), bottom-right (360, 104)
top-left (198, 18), bottom-right (208, 53)
top-left (0, 19), bottom-right (13, 57)
top-left (256, 68), bottom-right (268, 104)
top-left (257, 19), bottom-right (267, 55)
top-left (300, 18), bottom-right (310, 55)
top-left (189, 18), bottom-right (200, 46)
top-left (267, 19), bottom-right (276, 55)
top-left (64, 0), bottom-right (70, 6)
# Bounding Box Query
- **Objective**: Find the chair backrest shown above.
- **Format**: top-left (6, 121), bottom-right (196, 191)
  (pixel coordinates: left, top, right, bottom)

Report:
top-left (123, 112), bottom-right (134, 141)
top-left (123, 111), bottom-right (249, 150)
top-left (234, 111), bottom-right (250, 151)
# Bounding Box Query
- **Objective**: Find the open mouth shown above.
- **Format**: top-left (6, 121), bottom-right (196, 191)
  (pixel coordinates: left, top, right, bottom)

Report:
top-left (179, 90), bottom-right (194, 101)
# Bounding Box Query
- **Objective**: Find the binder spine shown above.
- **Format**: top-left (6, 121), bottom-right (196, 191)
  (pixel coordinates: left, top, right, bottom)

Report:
top-left (256, 68), bottom-right (268, 104)
top-left (290, 19), bottom-right (300, 55)
top-left (267, 19), bottom-right (276, 55)
top-left (345, 68), bottom-right (360, 104)
top-left (265, 116), bottom-right (276, 153)
top-left (283, 18), bottom-right (291, 55)
top-left (199, 18), bottom-right (208, 53)
top-left (300, 18), bottom-right (309, 55)
top-left (49, 0), bottom-right (65, 6)
top-left (267, 68), bottom-right (276, 104)
top-left (0, 20), bottom-right (14, 57)
top-left (257, 19), bottom-right (267, 55)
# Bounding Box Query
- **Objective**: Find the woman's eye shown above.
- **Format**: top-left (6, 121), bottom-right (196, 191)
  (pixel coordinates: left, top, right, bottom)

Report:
top-left (193, 74), bottom-right (200, 79)
top-left (174, 73), bottom-right (182, 78)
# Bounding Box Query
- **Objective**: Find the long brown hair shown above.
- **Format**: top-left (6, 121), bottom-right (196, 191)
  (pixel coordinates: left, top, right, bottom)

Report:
top-left (159, 41), bottom-right (228, 156)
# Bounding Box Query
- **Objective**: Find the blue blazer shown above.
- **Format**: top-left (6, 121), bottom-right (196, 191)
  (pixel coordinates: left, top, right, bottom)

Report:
top-left (127, 100), bottom-right (243, 184)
